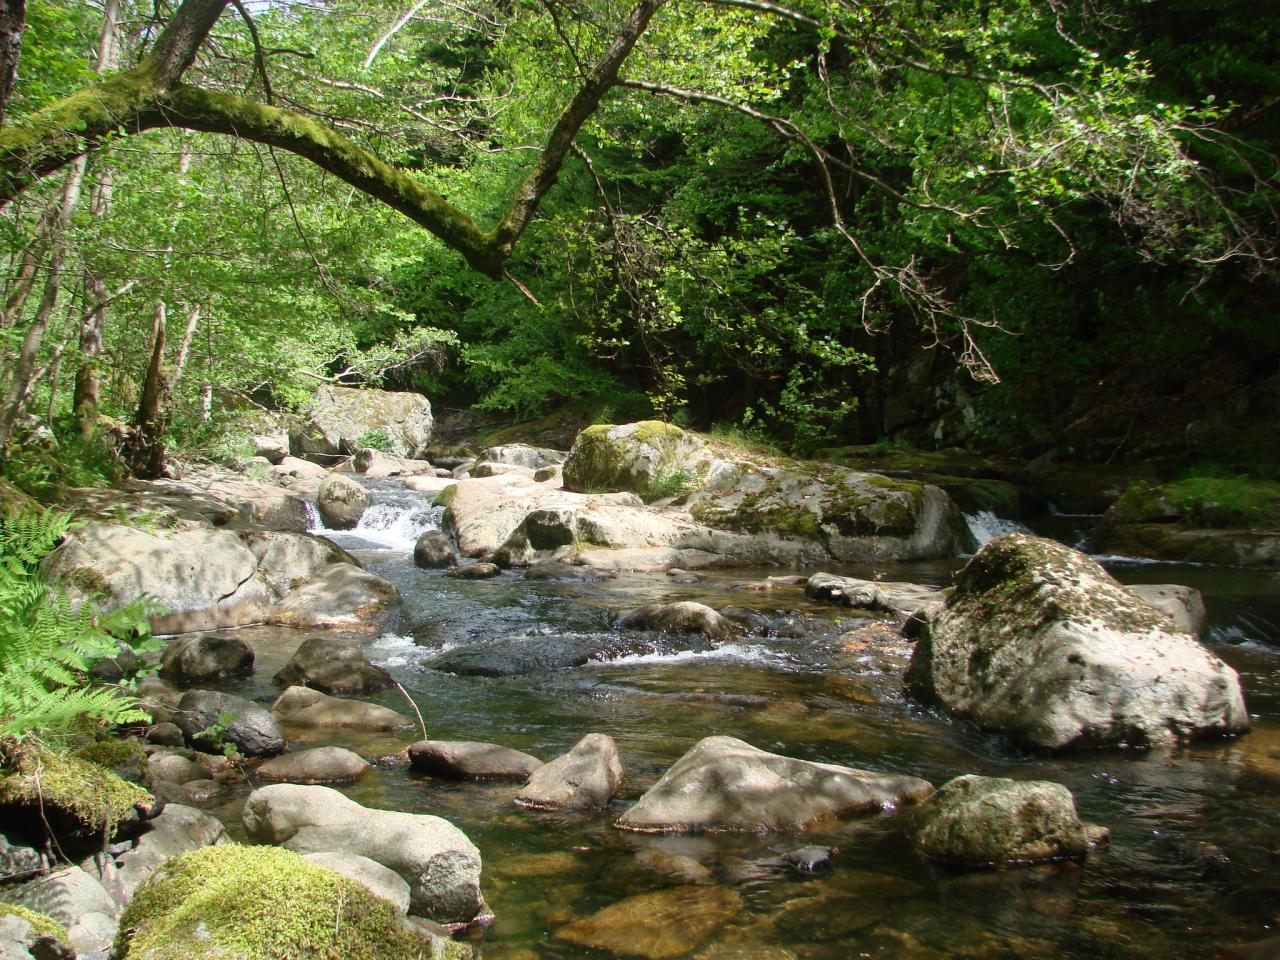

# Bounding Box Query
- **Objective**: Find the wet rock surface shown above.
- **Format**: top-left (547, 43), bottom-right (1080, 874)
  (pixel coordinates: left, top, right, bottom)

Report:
top-left (618, 736), bottom-right (933, 833)
top-left (409, 741), bottom-right (543, 781)
top-left (273, 635), bottom-right (393, 694)
top-left (555, 885), bottom-right (743, 960)
top-left (515, 734), bottom-right (623, 811)
top-left (175, 690), bottom-right (285, 757)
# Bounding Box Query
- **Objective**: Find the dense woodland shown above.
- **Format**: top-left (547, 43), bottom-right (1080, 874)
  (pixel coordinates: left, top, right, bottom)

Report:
top-left (1, 4), bottom-right (1280, 958)
top-left (0, 0), bottom-right (1274, 482)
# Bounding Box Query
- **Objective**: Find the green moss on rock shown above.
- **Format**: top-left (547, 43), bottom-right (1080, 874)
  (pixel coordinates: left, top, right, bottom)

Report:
top-left (0, 903), bottom-right (71, 946)
top-left (115, 845), bottom-right (434, 960)
top-left (0, 748), bottom-right (152, 834)
top-left (73, 737), bottom-right (147, 783)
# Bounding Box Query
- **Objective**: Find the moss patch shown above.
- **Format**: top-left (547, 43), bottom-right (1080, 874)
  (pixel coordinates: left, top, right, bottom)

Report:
top-left (0, 747), bottom-right (152, 834)
top-left (1105, 477), bottom-right (1280, 530)
top-left (115, 845), bottom-right (431, 960)
top-left (949, 533), bottom-right (1171, 637)
top-left (73, 737), bottom-right (147, 783)
top-left (0, 903), bottom-right (70, 946)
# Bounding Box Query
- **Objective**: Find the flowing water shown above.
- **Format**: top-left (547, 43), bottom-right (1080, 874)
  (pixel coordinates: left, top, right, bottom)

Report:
top-left (206, 479), bottom-right (1280, 959)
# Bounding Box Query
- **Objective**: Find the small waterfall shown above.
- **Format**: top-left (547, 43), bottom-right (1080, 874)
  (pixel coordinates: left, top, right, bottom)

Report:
top-left (308, 479), bottom-right (443, 551)
top-left (963, 510), bottom-right (1031, 549)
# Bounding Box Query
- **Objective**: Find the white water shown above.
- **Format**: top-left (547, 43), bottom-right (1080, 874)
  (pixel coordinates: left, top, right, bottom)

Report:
top-left (596, 643), bottom-right (787, 667)
top-left (962, 510), bottom-right (1032, 548)
top-left (307, 483), bottom-right (443, 552)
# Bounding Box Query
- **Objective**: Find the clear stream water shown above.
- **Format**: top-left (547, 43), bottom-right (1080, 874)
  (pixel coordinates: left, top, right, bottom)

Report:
top-left (201, 479), bottom-right (1280, 960)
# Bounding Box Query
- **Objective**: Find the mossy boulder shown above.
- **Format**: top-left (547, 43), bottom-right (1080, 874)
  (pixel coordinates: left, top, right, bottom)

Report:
top-left (1097, 477), bottom-right (1280, 566)
top-left (293, 386), bottom-right (433, 461)
top-left (0, 748), bottom-right (153, 837)
top-left (688, 461), bottom-right (963, 562)
top-left (113, 845), bottom-right (459, 960)
top-left (905, 534), bottom-right (1250, 749)
top-left (912, 775), bottom-right (1108, 867)
top-left (562, 422), bottom-right (711, 495)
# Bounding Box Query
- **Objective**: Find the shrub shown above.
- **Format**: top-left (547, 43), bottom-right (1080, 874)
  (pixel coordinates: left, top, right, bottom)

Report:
top-left (356, 430), bottom-right (395, 453)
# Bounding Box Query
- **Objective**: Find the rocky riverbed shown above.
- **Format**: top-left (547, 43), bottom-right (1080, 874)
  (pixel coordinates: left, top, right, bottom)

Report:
top-left (3, 413), bottom-right (1279, 960)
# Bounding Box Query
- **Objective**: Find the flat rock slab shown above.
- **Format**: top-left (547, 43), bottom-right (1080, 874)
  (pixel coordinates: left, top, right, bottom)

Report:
top-left (271, 686), bottom-right (412, 732)
top-left (516, 733), bottom-right (622, 811)
top-left (256, 747), bottom-right (372, 784)
top-left (555, 885), bottom-right (742, 960)
top-left (616, 736), bottom-right (933, 833)
top-left (409, 741), bottom-right (542, 781)
top-left (805, 572), bottom-right (944, 616)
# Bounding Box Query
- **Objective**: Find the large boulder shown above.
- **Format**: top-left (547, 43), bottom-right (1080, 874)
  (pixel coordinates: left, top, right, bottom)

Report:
top-left (688, 460), bottom-right (963, 562)
top-left (48, 524), bottom-right (357, 635)
top-left (408, 741), bottom-right (542, 781)
top-left (271, 686), bottom-right (412, 732)
top-left (267, 564), bottom-right (400, 634)
top-left (515, 734), bottom-right (622, 811)
top-left (911, 775), bottom-right (1107, 867)
top-left (905, 534), bottom-right (1250, 749)
top-left (273, 636), bottom-right (392, 695)
top-left (317, 473), bottom-right (371, 530)
top-left (563, 422), bottom-right (711, 496)
top-left (114, 845), bottom-right (437, 960)
top-left (294, 386), bottom-right (434, 460)
top-left (175, 690), bottom-right (286, 758)
top-left (241, 784), bottom-right (484, 922)
top-left (159, 634), bottom-right (254, 685)
top-left (616, 736), bottom-right (933, 833)
top-left (300, 852), bottom-right (411, 915)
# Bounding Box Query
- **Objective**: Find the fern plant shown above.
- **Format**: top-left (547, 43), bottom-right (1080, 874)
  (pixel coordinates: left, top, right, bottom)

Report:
top-left (0, 508), bottom-right (156, 746)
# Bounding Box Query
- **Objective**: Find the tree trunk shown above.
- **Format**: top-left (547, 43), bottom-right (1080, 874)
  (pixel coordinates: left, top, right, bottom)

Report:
top-left (129, 299), bottom-right (169, 479)
top-left (71, 0), bottom-right (123, 437)
top-left (169, 304), bottom-right (201, 395)
top-left (0, 158), bottom-right (85, 453)
top-left (0, 0), bottom-right (25, 127)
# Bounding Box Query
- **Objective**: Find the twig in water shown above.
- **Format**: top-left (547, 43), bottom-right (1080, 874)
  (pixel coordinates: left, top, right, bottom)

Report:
top-left (394, 682), bottom-right (428, 741)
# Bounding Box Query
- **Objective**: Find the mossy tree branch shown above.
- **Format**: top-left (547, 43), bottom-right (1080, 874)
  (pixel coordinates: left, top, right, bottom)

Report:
top-left (0, 0), bottom-right (667, 277)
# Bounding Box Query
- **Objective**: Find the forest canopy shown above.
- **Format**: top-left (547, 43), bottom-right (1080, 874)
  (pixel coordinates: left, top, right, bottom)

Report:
top-left (0, 0), bottom-right (1275, 464)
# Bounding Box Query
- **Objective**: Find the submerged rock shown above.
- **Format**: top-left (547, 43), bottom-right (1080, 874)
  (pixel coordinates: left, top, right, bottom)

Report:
top-left (555, 885), bottom-right (742, 960)
top-left (271, 686), bottom-right (413, 732)
top-left (428, 631), bottom-right (718, 677)
top-left (273, 635), bottom-right (392, 695)
top-left (409, 741), bottom-right (542, 781)
top-left (241, 783), bottom-right (485, 922)
top-left (912, 775), bottom-right (1108, 867)
top-left (905, 534), bottom-right (1249, 750)
top-left (616, 601), bottom-right (739, 643)
top-left (515, 734), bottom-right (623, 811)
top-left (616, 736), bottom-right (932, 833)
top-left (175, 690), bottom-right (285, 758)
top-left (444, 562), bottom-right (502, 580)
